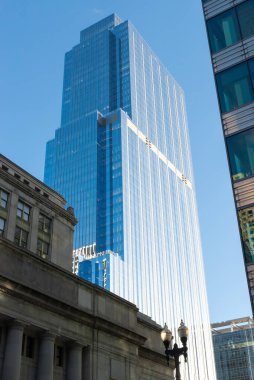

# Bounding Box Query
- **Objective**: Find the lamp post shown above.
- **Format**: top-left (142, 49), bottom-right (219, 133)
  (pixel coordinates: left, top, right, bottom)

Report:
top-left (161, 320), bottom-right (189, 380)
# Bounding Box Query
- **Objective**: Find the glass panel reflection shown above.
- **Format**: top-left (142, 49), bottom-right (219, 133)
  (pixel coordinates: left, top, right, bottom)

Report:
top-left (239, 206), bottom-right (254, 264)
top-left (237, 0), bottom-right (254, 40)
top-left (216, 62), bottom-right (254, 113)
top-left (227, 128), bottom-right (254, 181)
top-left (207, 9), bottom-right (240, 53)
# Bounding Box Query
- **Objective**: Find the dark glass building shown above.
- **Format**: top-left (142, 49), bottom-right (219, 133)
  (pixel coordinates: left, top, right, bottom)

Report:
top-left (202, 0), bottom-right (254, 313)
top-left (212, 317), bottom-right (254, 380)
top-left (44, 15), bottom-right (216, 379)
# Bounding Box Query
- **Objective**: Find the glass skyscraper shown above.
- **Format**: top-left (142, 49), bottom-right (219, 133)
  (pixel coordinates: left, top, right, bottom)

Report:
top-left (212, 317), bottom-right (254, 380)
top-left (202, 0), bottom-right (254, 313)
top-left (44, 14), bottom-right (216, 379)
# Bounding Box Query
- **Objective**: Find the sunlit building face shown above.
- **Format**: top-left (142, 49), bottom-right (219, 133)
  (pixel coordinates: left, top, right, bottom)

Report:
top-left (44, 14), bottom-right (216, 380)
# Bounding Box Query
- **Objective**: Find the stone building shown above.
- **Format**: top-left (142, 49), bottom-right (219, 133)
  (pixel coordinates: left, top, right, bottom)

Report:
top-left (0, 154), bottom-right (173, 380)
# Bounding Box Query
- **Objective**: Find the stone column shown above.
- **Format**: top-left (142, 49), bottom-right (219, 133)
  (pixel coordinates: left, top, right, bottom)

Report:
top-left (2, 320), bottom-right (24, 380)
top-left (66, 342), bottom-right (83, 380)
top-left (37, 332), bottom-right (55, 380)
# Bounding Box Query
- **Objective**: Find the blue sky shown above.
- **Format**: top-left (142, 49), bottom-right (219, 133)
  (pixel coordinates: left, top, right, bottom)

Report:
top-left (0, 0), bottom-right (251, 322)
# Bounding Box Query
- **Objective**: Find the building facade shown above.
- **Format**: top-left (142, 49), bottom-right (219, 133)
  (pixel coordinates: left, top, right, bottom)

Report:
top-left (0, 154), bottom-right (173, 380)
top-left (212, 317), bottom-right (254, 380)
top-left (202, 0), bottom-right (254, 313)
top-left (44, 15), bottom-right (216, 379)
top-left (0, 154), bottom-right (77, 271)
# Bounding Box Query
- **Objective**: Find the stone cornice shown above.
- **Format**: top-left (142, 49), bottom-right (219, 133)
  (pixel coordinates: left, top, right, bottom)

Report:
top-left (0, 168), bottom-right (77, 226)
top-left (0, 237), bottom-right (138, 310)
top-left (0, 277), bottom-right (146, 347)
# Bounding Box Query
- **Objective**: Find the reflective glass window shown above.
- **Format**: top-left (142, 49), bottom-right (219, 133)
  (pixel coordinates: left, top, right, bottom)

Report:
top-left (207, 9), bottom-right (240, 53)
top-left (249, 59), bottom-right (254, 88)
top-left (15, 226), bottom-right (28, 248)
top-left (38, 214), bottom-right (51, 234)
top-left (17, 201), bottom-right (31, 222)
top-left (0, 217), bottom-right (5, 235)
top-left (237, 0), bottom-right (254, 40)
top-left (37, 239), bottom-right (49, 258)
top-left (216, 62), bottom-right (254, 113)
top-left (227, 128), bottom-right (254, 181)
top-left (238, 206), bottom-right (254, 264)
top-left (0, 189), bottom-right (8, 209)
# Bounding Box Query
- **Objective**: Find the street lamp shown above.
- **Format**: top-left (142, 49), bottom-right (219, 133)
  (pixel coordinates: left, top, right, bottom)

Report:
top-left (161, 320), bottom-right (189, 380)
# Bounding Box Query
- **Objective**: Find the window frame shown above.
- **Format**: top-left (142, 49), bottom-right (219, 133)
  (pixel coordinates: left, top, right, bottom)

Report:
top-left (216, 58), bottom-right (254, 113)
top-left (37, 239), bottom-right (49, 258)
top-left (207, 0), bottom-right (254, 55)
top-left (226, 127), bottom-right (254, 182)
top-left (38, 214), bottom-right (51, 235)
top-left (15, 226), bottom-right (29, 248)
top-left (17, 200), bottom-right (31, 222)
top-left (0, 188), bottom-right (9, 209)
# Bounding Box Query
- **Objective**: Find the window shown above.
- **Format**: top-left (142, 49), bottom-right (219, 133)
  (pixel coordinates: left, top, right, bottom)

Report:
top-left (37, 214), bottom-right (51, 258)
top-left (207, 9), bottom-right (240, 54)
top-left (22, 334), bottom-right (35, 358)
top-left (249, 59), bottom-right (254, 88)
top-left (15, 226), bottom-right (28, 248)
top-left (38, 214), bottom-right (51, 234)
top-left (216, 61), bottom-right (254, 113)
top-left (54, 345), bottom-right (64, 367)
top-left (37, 239), bottom-right (49, 258)
top-left (238, 206), bottom-right (254, 264)
top-left (227, 128), bottom-right (254, 181)
top-left (237, 0), bottom-right (254, 40)
top-left (0, 189), bottom-right (8, 209)
top-left (0, 218), bottom-right (5, 236)
top-left (17, 201), bottom-right (30, 222)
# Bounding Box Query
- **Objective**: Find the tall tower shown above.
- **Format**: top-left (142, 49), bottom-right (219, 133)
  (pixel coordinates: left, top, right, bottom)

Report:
top-left (202, 0), bottom-right (254, 313)
top-left (44, 14), bottom-right (216, 379)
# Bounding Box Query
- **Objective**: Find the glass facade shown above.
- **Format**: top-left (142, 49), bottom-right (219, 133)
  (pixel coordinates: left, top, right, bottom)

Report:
top-left (238, 0), bottom-right (254, 40)
top-left (239, 206), bottom-right (254, 264)
top-left (227, 128), bottom-right (254, 181)
top-left (216, 59), bottom-right (254, 113)
top-left (44, 14), bottom-right (216, 380)
top-left (207, 0), bottom-right (254, 54)
top-left (203, 0), bottom-right (254, 317)
top-left (213, 325), bottom-right (254, 380)
top-left (207, 9), bottom-right (240, 53)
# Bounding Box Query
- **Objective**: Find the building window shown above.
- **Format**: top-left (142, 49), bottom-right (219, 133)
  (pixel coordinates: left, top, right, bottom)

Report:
top-left (237, 0), bottom-right (254, 41)
top-left (22, 334), bottom-right (35, 358)
top-left (207, 0), bottom-right (254, 54)
top-left (38, 214), bottom-right (51, 234)
top-left (207, 9), bottom-right (240, 54)
top-left (249, 59), bottom-right (254, 89)
top-left (0, 218), bottom-right (5, 236)
top-left (37, 214), bottom-right (51, 258)
top-left (0, 189), bottom-right (8, 209)
top-left (227, 128), bottom-right (254, 181)
top-left (238, 206), bottom-right (254, 264)
top-left (37, 239), bottom-right (49, 258)
top-left (15, 226), bottom-right (28, 248)
top-left (54, 345), bottom-right (64, 367)
top-left (17, 201), bottom-right (31, 222)
top-left (216, 61), bottom-right (254, 113)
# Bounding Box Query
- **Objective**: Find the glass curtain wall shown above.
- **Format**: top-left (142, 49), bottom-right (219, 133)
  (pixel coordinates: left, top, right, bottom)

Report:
top-left (44, 14), bottom-right (217, 380)
top-left (216, 59), bottom-right (254, 113)
top-left (207, 0), bottom-right (254, 54)
top-left (227, 128), bottom-right (254, 181)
